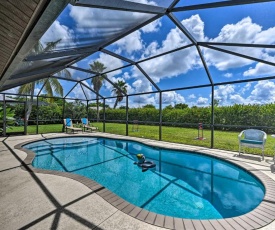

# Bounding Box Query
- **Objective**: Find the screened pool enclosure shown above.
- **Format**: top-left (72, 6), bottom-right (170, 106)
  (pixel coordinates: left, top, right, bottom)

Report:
top-left (1, 0), bottom-right (275, 155)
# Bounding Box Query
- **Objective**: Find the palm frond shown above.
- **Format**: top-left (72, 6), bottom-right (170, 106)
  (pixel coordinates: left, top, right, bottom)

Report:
top-left (47, 78), bottom-right (63, 97)
top-left (31, 41), bottom-right (44, 55)
top-left (18, 83), bottom-right (35, 95)
top-left (44, 39), bottom-right (62, 52)
top-left (56, 68), bottom-right (72, 79)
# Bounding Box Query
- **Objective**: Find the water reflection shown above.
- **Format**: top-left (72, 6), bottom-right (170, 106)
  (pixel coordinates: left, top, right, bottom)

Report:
top-left (25, 137), bottom-right (264, 219)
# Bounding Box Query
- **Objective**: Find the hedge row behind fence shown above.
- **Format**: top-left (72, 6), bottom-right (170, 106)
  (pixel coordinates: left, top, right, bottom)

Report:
top-left (22, 103), bottom-right (275, 133)
top-left (89, 104), bottom-right (275, 133)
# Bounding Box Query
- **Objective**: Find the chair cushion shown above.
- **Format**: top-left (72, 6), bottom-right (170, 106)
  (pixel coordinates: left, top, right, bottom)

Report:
top-left (66, 118), bottom-right (71, 126)
top-left (240, 139), bottom-right (263, 145)
top-left (81, 118), bottom-right (87, 125)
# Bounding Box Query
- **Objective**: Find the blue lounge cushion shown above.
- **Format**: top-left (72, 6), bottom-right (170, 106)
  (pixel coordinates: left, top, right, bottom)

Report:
top-left (240, 139), bottom-right (263, 145)
top-left (66, 118), bottom-right (71, 126)
top-left (81, 118), bottom-right (87, 125)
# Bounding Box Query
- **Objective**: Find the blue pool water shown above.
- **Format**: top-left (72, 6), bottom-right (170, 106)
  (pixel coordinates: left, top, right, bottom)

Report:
top-left (24, 137), bottom-right (265, 219)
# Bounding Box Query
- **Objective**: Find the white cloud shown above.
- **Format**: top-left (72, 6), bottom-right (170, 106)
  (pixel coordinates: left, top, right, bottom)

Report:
top-left (197, 97), bottom-right (208, 105)
top-left (69, 5), bottom-right (153, 48)
top-left (112, 18), bottom-right (161, 56)
top-left (131, 94), bottom-right (156, 108)
top-left (142, 41), bottom-right (158, 57)
top-left (139, 15), bottom-right (275, 83)
top-left (156, 91), bottom-right (185, 105)
top-left (78, 14), bottom-right (275, 94)
top-left (188, 94), bottom-right (196, 99)
top-left (204, 17), bottom-right (275, 74)
top-left (132, 78), bottom-right (154, 93)
top-left (139, 46), bottom-right (199, 83)
top-left (2, 87), bottom-right (18, 95)
top-left (122, 72), bottom-right (131, 80)
top-left (181, 14), bottom-right (206, 42)
top-left (127, 0), bottom-right (157, 6)
top-left (141, 19), bottom-right (162, 33)
top-left (229, 94), bottom-right (245, 104)
top-left (243, 54), bottom-right (275, 77)
top-left (223, 73), bottom-right (233, 78)
top-left (254, 27), bottom-right (275, 44)
top-left (211, 17), bottom-right (261, 43)
top-left (71, 84), bottom-right (86, 99)
top-left (141, 17), bottom-right (194, 59)
top-left (203, 47), bottom-right (253, 71)
top-left (91, 53), bottom-right (124, 76)
top-left (239, 83), bottom-right (251, 95)
top-left (247, 80), bottom-right (275, 104)
top-left (81, 81), bottom-right (95, 99)
top-left (63, 7), bottom-right (275, 103)
top-left (115, 31), bottom-right (143, 54)
top-left (214, 85), bottom-right (235, 105)
top-left (41, 21), bottom-right (75, 49)
top-left (211, 81), bottom-right (275, 105)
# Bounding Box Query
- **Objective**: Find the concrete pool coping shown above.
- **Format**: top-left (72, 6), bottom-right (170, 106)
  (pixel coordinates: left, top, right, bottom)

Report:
top-left (2, 132), bottom-right (275, 229)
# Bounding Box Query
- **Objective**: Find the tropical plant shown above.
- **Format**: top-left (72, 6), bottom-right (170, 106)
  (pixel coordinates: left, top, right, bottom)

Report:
top-left (0, 106), bottom-right (16, 125)
top-left (112, 80), bottom-right (127, 109)
top-left (0, 106), bottom-right (16, 134)
top-left (18, 39), bottom-right (71, 121)
top-left (89, 61), bottom-right (107, 121)
top-left (64, 100), bottom-right (86, 120)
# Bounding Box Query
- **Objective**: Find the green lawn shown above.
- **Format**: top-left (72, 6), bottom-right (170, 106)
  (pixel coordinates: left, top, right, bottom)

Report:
top-left (6, 123), bottom-right (275, 157)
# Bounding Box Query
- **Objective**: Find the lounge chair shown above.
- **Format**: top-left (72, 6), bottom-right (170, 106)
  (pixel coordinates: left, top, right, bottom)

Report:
top-left (63, 118), bottom-right (82, 133)
top-left (81, 118), bottom-right (99, 132)
top-left (238, 129), bottom-right (267, 159)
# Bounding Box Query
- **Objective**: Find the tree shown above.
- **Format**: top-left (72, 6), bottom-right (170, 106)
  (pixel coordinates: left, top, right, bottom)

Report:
top-left (174, 103), bottom-right (188, 109)
top-left (89, 102), bottom-right (109, 108)
top-left (213, 99), bottom-right (220, 107)
top-left (64, 100), bottom-right (86, 120)
top-left (18, 39), bottom-right (71, 121)
top-left (210, 99), bottom-right (220, 107)
top-left (143, 104), bottom-right (156, 109)
top-left (164, 105), bottom-right (174, 110)
top-left (112, 80), bottom-right (127, 109)
top-left (90, 61), bottom-right (107, 121)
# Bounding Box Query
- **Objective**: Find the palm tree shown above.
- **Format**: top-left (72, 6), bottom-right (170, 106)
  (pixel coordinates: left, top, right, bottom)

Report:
top-left (18, 39), bottom-right (71, 121)
top-left (89, 61), bottom-right (107, 121)
top-left (112, 80), bottom-right (127, 109)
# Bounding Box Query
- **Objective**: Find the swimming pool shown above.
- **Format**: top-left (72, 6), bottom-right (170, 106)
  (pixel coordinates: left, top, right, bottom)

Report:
top-left (23, 137), bottom-right (265, 220)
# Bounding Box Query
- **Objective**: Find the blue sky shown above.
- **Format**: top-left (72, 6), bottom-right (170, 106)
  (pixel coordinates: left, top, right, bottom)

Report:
top-left (5, 0), bottom-right (275, 108)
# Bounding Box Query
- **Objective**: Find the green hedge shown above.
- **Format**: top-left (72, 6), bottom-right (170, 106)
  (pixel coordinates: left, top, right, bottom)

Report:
top-left (88, 103), bottom-right (275, 133)
top-left (20, 102), bottom-right (275, 133)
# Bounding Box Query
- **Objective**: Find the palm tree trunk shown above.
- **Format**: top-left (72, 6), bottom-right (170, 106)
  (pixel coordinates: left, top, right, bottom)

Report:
top-left (113, 98), bottom-right (118, 109)
top-left (96, 96), bottom-right (99, 122)
top-left (26, 84), bottom-right (35, 121)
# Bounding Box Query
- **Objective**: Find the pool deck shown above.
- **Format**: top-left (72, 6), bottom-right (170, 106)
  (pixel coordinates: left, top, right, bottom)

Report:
top-left (1, 132), bottom-right (275, 230)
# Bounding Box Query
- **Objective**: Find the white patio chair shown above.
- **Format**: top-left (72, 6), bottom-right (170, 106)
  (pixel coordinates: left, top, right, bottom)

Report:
top-left (238, 129), bottom-right (267, 159)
